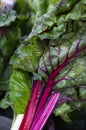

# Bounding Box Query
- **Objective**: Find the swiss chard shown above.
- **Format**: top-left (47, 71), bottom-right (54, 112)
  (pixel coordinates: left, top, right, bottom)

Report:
top-left (0, 0), bottom-right (86, 130)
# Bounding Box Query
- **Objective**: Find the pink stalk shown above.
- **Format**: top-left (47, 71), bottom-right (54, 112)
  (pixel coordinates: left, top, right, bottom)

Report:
top-left (30, 92), bottom-right (60, 130)
top-left (33, 79), bottom-right (54, 119)
top-left (19, 80), bottom-right (42, 130)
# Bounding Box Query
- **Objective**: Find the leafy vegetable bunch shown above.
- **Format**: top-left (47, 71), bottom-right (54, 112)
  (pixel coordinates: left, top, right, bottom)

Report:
top-left (0, 0), bottom-right (86, 130)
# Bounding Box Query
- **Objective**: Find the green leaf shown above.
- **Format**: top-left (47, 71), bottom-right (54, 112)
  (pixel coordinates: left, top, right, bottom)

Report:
top-left (33, 73), bottom-right (42, 80)
top-left (55, 57), bottom-right (86, 89)
top-left (14, 0), bottom-right (31, 14)
top-left (0, 92), bottom-right (11, 109)
top-left (54, 103), bottom-right (73, 122)
top-left (0, 64), bottom-right (12, 91)
top-left (79, 87), bottom-right (86, 100)
top-left (29, 0), bottom-right (49, 18)
top-left (0, 9), bottom-right (16, 27)
top-left (65, 0), bottom-right (86, 21)
top-left (25, 0), bottom-right (83, 41)
top-left (0, 27), bottom-right (21, 57)
top-left (10, 43), bottom-right (42, 72)
top-left (0, 27), bottom-right (21, 76)
top-left (10, 69), bottom-right (31, 113)
top-left (38, 36), bottom-right (86, 83)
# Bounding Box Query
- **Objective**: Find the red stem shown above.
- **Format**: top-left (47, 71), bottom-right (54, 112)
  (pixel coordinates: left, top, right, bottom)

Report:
top-left (19, 80), bottom-right (42, 130)
top-left (34, 79), bottom-right (54, 119)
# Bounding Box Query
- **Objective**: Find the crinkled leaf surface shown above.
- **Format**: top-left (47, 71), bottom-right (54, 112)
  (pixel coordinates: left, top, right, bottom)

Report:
top-left (0, 27), bottom-right (21, 77)
top-left (79, 87), bottom-right (86, 100)
top-left (10, 69), bottom-right (31, 113)
top-left (54, 103), bottom-right (73, 122)
top-left (0, 8), bottom-right (16, 27)
top-left (38, 35), bottom-right (86, 81)
top-left (0, 64), bottom-right (12, 92)
top-left (0, 92), bottom-right (12, 109)
top-left (0, 27), bottom-right (21, 57)
top-left (10, 43), bottom-right (42, 72)
top-left (25, 0), bottom-right (86, 41)
top-left (28, 0), bottom-right (49, 21)
top-left (14, 0), bottom-right (33, 34)
top-left (38, 35), bottom-right (86, 121)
